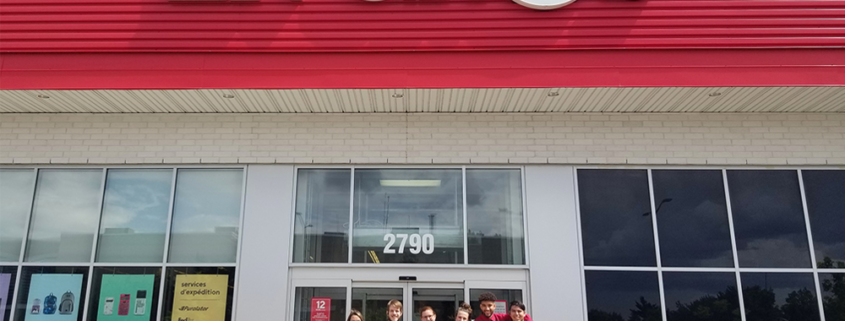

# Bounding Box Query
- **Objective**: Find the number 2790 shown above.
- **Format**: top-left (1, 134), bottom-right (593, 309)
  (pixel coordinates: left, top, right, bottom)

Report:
top-left (383, 233), bottom-right (434, 254)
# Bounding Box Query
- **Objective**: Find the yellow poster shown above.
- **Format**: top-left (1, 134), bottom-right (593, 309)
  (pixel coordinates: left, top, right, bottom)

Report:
top-left (172, 275), bottom-right (228, 321)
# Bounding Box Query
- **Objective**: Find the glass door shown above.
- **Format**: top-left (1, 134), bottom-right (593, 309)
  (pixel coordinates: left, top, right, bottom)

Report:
top-left (289, 269), bottom-right (529, 321)
top-left (290, 279), bottom-right (351, 321)
top-left (350, 282), bottom-right (464, 321)
top-left (351, 283), bottom-right (405, 321)
top-left (465, 281), bottom-right (527, 319)
top-left (409, 283), bottom-right (465, 321)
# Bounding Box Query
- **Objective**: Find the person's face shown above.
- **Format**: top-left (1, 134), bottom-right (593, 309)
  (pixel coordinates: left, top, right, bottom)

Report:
top-left (350, 315), bottom-right (362, 321)
top-left (388, 307), bottom-right (402, 321)
top-left (480, 301), bottom-right (496, 318)
top-left (456, 311), bottom-right (470, 321)
top-left (421, 309), bottom-right (436, 321)
top-left (509, 306), bottom-right (525, 321)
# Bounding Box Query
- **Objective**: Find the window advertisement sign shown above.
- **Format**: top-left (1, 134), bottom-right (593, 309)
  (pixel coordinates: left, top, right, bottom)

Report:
top-left (494, 301), bottom-right (507, 314)
top-left (310, 298), bottom-right (330, 321)
top-left (172, 275), bottom-right (228, 321)
top-left (25, 274), bottom-right (83, 321)
top-left (1, 273), bottom-right (11, 321)
top-left (97, 274), bottom-right (155, 320)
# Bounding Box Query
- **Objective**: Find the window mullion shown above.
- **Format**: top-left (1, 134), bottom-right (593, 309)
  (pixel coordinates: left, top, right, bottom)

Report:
top-left (573, 169), bottom-right (590, 321)
top-left (348, 167), bottom-right (355, 264)
top-left (156, 168), bottom-right (178, 321)
top-left (722, 169), bottom-right (748, 321)
top-left (798, 169), bottom-right (827, 321)
top-left (462, 166), bottom-right (468, 265)
top-left (16, 167), bottom-right (38, 263)
top-left (82, 166), bottom-right (108, 321)
top-left (647, 169), bottom-right (668, 321)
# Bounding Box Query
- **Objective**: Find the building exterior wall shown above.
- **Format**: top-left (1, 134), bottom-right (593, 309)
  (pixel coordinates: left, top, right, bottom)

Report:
top-left (2, 113), bottom-right (843, 166)
top-left (238, 165), bottom-right (295, 321)
top-left (524, 166), bottom-right (582, 321)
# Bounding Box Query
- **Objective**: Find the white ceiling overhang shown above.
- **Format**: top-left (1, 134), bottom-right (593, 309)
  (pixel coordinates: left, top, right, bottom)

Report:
top-left (1, 87), bottom-right (844, 113)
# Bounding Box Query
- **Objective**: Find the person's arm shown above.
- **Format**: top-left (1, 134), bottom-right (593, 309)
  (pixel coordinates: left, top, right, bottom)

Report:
top-left (494, 312), bottom-right (531, 321)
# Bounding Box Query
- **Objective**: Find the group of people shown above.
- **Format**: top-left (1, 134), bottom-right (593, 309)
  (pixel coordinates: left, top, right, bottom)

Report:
top-left (345, 292), bottom-right (531, 321)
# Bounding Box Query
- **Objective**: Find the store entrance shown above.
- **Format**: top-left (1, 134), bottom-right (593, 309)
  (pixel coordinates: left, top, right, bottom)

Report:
top-left (287, 267), bottom-right (528, 321)
top-left (352, 282), bottom-right (463, 321)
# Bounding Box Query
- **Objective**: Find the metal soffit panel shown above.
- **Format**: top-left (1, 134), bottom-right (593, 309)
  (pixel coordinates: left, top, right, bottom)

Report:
top-left (0, 87), bottom-right (843, 113)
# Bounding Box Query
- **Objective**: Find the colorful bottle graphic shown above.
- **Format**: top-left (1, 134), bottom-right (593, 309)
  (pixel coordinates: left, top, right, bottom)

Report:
top-left (118, 294), bottom-right (130, 316)
top-left (103, 297), bottom-right (114, 315)
top-left (134, 290), bottom-right (147, 315)
top-left (31, 298), bottom-right (41, 314)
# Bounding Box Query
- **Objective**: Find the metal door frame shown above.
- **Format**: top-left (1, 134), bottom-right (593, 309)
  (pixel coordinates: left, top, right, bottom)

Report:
top-left (288, 268), bottom-right (529, 321)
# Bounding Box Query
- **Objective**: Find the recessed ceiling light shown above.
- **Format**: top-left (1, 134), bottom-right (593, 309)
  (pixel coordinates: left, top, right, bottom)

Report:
top-left (708, 92), bottom-right (722, 97)
top-left (37, 94), bottom-right (50, 99)
top-left (222, 94), bottom-right (235, 99)
top-left (380, 179), bottom-right (441, 187)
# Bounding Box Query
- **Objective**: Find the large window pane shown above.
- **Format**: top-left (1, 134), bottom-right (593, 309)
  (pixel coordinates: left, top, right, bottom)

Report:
top-left (96, 169), bottom-right (172, 263)
top-left (727, 170), bottom-right (812, 268)
top-left (741, 272), bottom-right (820, 321)
top-left (578, 169), bottom-right (656, 267)
top-left (653, 170), bottom-right (734, 267)
top-left (25, 169), bottom-right (103, 262)
top-left (663, 272), bottom-right (740, 321)
top-left (466, 169), bottom-right (525, 265)
top-left (352, 169), bottom-right (463, 264)
top-left (168, 169), bottom-right (243, 263)
top-left (819, 273), bottom-right (845, 321)
top-left (585, 271), bottom-right (661, 321)
top-left (293, 169), bottom-right (351, 263)
top-left (0, 169), bottom-right (35, 262)
top-left (295, 287), bottom-right (346, 321)
top-left (802, 170), bottom-right (845, 269)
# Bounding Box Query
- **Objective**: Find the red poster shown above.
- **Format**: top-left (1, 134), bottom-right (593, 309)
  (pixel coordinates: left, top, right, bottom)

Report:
top-left (311, 298), bottom-right (331, 321)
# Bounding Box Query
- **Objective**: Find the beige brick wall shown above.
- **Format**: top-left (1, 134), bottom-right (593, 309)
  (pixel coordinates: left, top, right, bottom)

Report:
top-left (1, 113), bottom-right (843, 165)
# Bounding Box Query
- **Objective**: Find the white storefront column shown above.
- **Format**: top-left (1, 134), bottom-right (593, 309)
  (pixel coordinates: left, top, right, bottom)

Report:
top-left (236, 165), bottom-right (295, 320)
top-left (524, 166), bottom-right (584, 320)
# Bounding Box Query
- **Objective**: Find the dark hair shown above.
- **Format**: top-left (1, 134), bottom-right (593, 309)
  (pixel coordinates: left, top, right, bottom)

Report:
top-left (456, 302), bottom-right (472, 318)
top-left (478, 292), bottom-right (497, 303)
top-left (347, 309), bottom-right (364, 321)
top-left (509, 300), bottom-right (526, 312)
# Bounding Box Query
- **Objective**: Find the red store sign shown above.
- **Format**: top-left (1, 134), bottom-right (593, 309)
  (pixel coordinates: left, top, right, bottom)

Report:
top-left (311, 298), bottom-right (331, 321)
top-left (363, 0), bottom-right (576, 10)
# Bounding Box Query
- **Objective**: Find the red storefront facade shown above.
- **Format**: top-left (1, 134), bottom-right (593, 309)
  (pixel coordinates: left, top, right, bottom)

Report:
top-left (2, 0), bottom-right (844, 90)
top-left (1, 1), bottom-right (844, 321)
